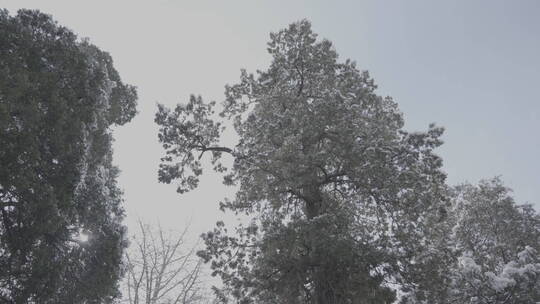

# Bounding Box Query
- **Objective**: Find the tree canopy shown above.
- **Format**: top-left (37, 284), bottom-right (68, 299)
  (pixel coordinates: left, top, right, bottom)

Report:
top-left (156, 20), bottom-right (448, 304)
top-left (0, 9), bottom-right (137, 303)
top-left (1, 10), bottom-right (536, 304)
top-left (401, 178), bottom-right (540, 304)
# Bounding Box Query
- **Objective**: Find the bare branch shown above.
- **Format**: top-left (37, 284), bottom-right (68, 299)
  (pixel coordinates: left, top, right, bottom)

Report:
top-left (122, 220), bottom-right (206, 304)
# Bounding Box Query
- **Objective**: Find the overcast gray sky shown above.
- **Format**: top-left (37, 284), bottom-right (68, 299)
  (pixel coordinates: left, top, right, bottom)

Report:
top-left (3, 0), bottom-right (540, 239)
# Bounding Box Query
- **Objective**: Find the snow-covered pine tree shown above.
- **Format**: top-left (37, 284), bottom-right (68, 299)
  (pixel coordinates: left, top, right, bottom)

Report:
top-left (156, 20), bottom-right (447, 303)
top-left (401, 178), bottom-right (540, 304)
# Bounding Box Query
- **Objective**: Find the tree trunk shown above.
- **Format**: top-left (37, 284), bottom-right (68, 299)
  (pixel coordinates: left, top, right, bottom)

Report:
top-left (304, 186), bottom-right (337, 304)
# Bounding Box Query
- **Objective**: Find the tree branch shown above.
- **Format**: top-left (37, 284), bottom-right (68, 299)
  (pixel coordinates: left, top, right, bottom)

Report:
top-left (196, 146), bottom-right (233, 160)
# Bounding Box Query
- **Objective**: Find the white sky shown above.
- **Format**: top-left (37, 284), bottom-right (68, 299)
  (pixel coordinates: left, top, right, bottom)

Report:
top-left (3, 0), bottom-right (540, 242)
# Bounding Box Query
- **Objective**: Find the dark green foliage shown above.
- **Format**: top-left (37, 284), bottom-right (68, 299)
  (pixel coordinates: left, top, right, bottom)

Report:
top-left (0, 9), bottom-right (137, 303)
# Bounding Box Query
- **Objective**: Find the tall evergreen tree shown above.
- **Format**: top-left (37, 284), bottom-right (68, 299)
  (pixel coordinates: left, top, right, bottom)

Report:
top-left (156, 20), bottom-right (447, 303)
top-left (0, 9), bottom-right (137, 303)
